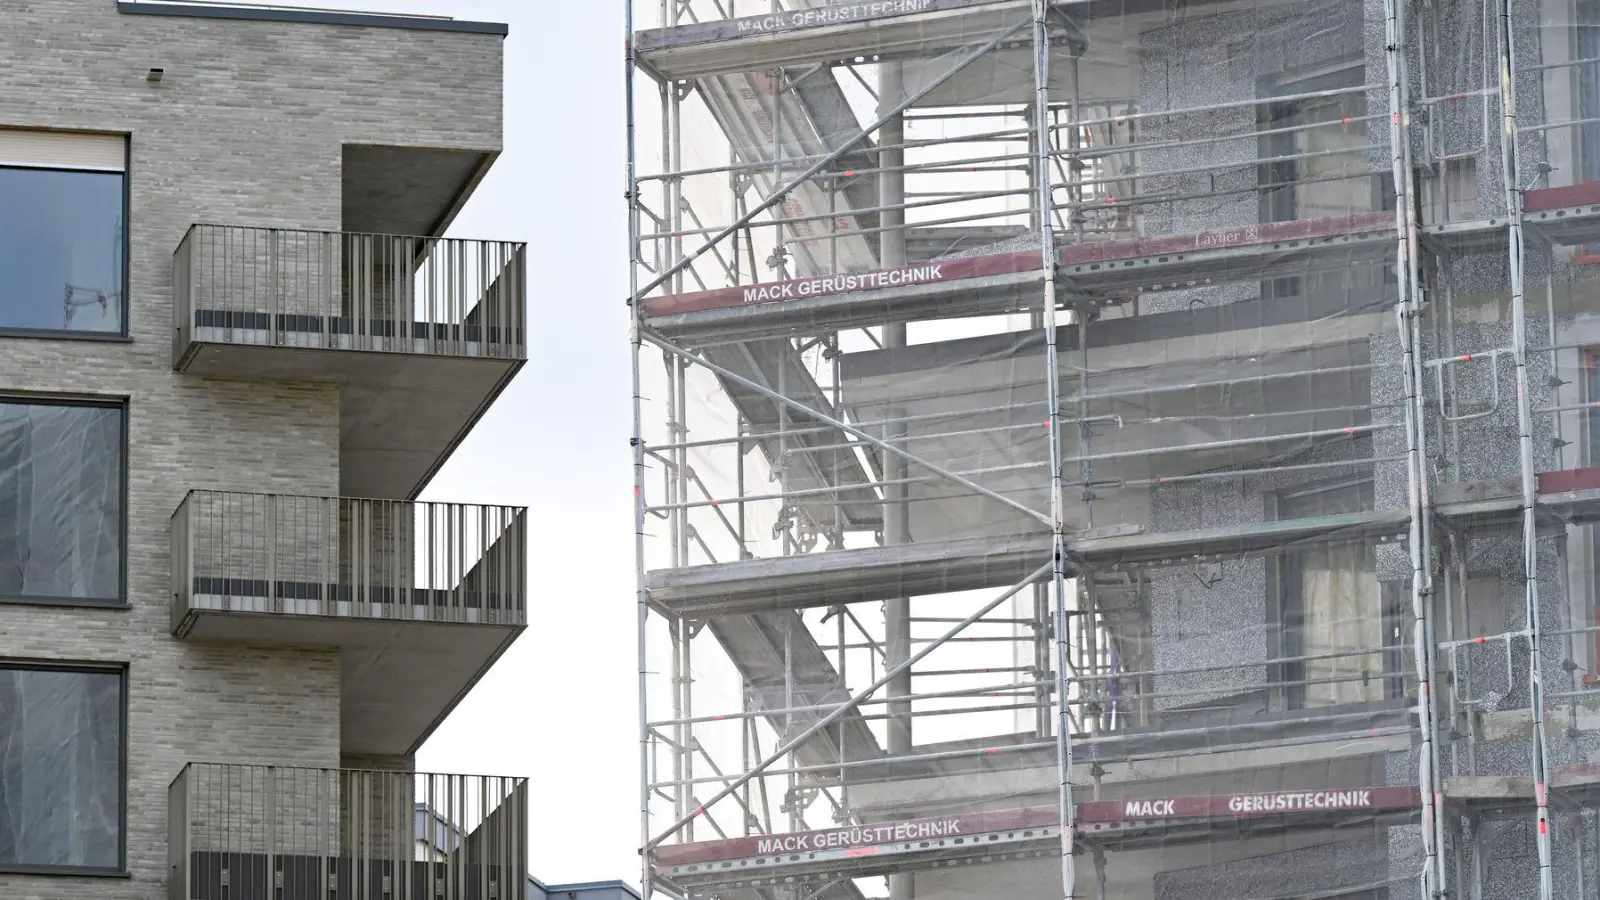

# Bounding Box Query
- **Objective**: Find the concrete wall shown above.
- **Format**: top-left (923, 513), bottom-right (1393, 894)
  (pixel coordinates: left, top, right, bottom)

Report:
top-left (0, 1), bottom-right (503, 897)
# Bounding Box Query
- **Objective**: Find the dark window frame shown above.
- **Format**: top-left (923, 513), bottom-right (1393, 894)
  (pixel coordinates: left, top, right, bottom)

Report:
top-left (0, 393), bottom-right (130, 609)
top-left (0, 135), bottom-right (132, 341)
top-left (0, 659), bottom-right (129, 877)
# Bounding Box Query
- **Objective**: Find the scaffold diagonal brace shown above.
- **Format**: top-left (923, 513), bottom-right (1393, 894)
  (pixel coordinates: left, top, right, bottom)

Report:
top-left (642, 561), bottom-right (1054, 852)
top-left (633, 14), bottom-right (1034, 301)
top-left (644, 329), bottom-right (1055, 526)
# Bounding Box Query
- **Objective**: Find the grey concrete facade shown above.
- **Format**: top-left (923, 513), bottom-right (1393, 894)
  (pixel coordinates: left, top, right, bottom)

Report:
top-left (0, 2), bottom-right (515, 898)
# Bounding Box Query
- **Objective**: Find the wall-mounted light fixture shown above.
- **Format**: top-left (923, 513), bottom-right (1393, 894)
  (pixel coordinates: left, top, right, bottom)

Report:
top-left (146, 68), bottom-right (164, 83)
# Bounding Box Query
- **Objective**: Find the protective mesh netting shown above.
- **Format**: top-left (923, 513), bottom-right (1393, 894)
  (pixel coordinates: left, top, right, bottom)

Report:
top-left (628, 0), bottom-right (1600, 897)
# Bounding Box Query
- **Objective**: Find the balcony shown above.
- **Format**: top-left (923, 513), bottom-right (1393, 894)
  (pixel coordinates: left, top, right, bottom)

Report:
top-left (169, 763), bottom-right (528, 900)
top-left (173, 225), bottom-right (528, 499)
top-left (171, 491), bottom-right (527, 754)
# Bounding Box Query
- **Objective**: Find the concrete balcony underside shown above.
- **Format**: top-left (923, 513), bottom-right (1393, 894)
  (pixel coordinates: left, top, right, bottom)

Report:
top-left (176, 597), bottom-right (521, 758)
top-left (176, 339), bottom-right (521, 500)
top-left (173, 225), bottom-right (528, 500)
top-left (172, 492), bottom-right (528, 755)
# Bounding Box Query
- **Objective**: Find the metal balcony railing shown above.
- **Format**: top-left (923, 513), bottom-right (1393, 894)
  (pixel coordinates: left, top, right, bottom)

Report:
top-left (174, 225), bottom-right (527, 363)
top-left (168, 763), bottom-right (529, 900)
top-left (171, 491), bottom-right (528, 631)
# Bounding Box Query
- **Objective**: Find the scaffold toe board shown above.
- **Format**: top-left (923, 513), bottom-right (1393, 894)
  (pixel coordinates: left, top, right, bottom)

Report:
top-left (644, 255), bottom-right (1046, 343)
top-left (644, 214), bottom-right (1400, 342)
top-left (1443, 766), bottom-right (1600, 819)
top-left (653, 787), bottom-right (1422, 886)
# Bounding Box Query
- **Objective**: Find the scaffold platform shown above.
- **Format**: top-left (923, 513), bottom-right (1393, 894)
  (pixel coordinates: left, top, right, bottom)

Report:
top-left (633, 0), bottom-right (1040, 81)
top-left (652, 786), bottom-right (1422, 888)
top-left (647, 188), bottom-right (1600, 347)
top-left (646, 471), bottom-right (1600, 619)
top-left (627, 0), bottom-right (1600, 892)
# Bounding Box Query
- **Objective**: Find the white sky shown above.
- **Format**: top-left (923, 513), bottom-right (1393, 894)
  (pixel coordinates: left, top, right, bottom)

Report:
top-left (324, 0), bottom-right (637, 887)
top-left (237, 1), bottom-right (1067, 889)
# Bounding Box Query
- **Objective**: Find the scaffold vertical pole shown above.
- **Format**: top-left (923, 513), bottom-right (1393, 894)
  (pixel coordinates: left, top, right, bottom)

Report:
top-left (1032, 3), bottom-right (1075, 899)
top-left (1389, 5), bottom-right (1451, 887)
top-left (1383, 0), bottom-right (1442, 894)
top-left (878, 49), bottom-right (915, 803)
top-left (626, 2), bottom-right (658, 898)
top-left (1495, 0), bottom-right (1556, 889)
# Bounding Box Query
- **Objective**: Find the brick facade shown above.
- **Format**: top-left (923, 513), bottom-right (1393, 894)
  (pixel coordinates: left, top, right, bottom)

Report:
top-left (0, 2), bottom-right (503, 896)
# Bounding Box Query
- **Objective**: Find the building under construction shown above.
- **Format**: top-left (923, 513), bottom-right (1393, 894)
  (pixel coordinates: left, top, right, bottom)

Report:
top-left (625, 0), bottom-right (1600, 897)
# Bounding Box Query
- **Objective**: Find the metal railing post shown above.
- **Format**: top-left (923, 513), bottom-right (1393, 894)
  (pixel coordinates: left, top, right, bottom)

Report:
top-left (168, 765), bottom-right (190, 900)
top-left (264, 765), bottom-right (278, 900)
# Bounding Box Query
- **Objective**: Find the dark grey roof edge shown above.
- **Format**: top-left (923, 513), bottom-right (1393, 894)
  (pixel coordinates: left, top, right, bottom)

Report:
top-left (117, 1), bottom-right (509, 36)
top-left (543, 881), bottom-right (644, 899)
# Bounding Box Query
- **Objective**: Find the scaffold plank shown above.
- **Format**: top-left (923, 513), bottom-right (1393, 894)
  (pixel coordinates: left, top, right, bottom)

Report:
top-left (646, 476), bottom-right (1600, 618)
top-left (646, 532), bottom-right (1051, 616)
top-left (646, 252), bottom-right (1042, 319)
top-left (634, 0), bottom-right (1034, 80)
top-left (645, 213), bottom-right (1407, 343)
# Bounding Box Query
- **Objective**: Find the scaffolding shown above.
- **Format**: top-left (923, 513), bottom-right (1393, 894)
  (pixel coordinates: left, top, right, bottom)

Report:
top-left (626, 0), bottom-right (1600, 897)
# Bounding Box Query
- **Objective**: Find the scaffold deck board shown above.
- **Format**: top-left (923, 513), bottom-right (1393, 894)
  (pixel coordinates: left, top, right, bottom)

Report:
top-left (633, 0), bottom-right (1285, 82)
top-left (647, 199), bottom-right (1600, 346)
top-left (1422, 185), bottom-right (1600, 253)
top-left (645, 255), bottom-right (1046, 345)
top-left (846, 704), bottom-right (1412, 791)
top-left (633, 0), bottom-right (1035, 81)
top-left (1443, 765), bottom-right (1600, 818)
top-left (645, 213), bottom-right (1402, 344)
top-left (652, 786), bottom-right (1421, 887)
top-left (647, 474), bottom-right (1600, 616)
top-left (648, 511), bottom-right (1405, 617)
top-left (648, 532), bottom-right (1051, 616)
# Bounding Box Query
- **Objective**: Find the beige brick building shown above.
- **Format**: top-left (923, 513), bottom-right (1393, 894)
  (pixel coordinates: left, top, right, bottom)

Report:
top-left (0, 3), bottom-right (531, 898)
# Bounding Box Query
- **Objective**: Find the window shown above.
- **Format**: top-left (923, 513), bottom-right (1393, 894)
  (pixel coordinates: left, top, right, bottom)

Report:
top-left (1578, 0), bottom-right (1600, 262)
top-left (1258, 64), bottom-right (1389, 299)
top-left (1586, 350), bottom-right (1600, 672)
top-left (0, 663), bottom-right (125, 873)
top-left (0, 398), bottom-right (125, 605)
top-left (1580, 0), bottom-right (1600, 184)
top-left (0, 129), bottom-right (126, 335)
top-left (1274, 481), bottom-right (1391, 708)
